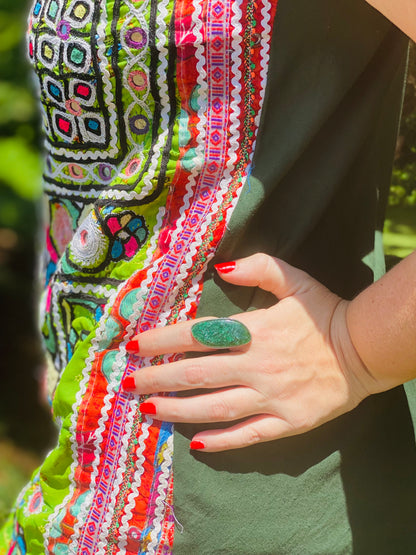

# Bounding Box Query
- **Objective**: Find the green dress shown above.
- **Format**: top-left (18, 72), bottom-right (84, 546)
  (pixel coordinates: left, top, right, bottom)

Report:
top-left (173, 2), bottom-right (416, 554)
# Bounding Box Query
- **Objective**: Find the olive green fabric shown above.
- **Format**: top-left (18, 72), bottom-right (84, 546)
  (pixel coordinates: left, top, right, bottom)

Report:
top-left (173, 1), bottom-right (416, 553)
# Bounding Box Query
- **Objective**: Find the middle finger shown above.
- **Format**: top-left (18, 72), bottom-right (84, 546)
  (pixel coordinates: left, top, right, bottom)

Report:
top-left (124, 352), bottom-right (250, 395)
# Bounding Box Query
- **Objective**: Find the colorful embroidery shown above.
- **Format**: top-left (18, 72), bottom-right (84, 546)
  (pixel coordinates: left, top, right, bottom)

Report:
top-left (0, 0), bottom-right (278, 551)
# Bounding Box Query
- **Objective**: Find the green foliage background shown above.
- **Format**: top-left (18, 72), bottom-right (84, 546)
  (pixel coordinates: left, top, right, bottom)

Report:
top-left (0, 0), bottom-right (53, 523)
top-left (390, 43), bottom-right (416, 207)
top-left (382, 44), bottom-right (416, 260)
top-left (0, 1), bottom-right (416, 525)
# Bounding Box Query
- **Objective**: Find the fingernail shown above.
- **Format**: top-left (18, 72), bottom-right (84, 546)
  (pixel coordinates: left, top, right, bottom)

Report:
top-left (121, 376), bottom-right (136, 392)
top-left (139, 402), bottom-right (157, 415)
top-left (190, 440), bottom-right (205, 450)
top-left (214, 261), bottom-right (236, 274)
top-left (125, 340), bottom-right (140, 353)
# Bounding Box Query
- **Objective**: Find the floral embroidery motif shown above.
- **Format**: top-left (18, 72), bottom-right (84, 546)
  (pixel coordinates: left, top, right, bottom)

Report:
top-left (67, 210), bottom-right (109, 270)
top-left (25, 489), bottom-right (44, 517)
top-left (104, 209), bottom-right (148, 261)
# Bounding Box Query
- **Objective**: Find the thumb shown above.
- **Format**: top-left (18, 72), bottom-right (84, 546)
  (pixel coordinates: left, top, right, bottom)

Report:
top-left (214, 253), bottom-right (318, 300)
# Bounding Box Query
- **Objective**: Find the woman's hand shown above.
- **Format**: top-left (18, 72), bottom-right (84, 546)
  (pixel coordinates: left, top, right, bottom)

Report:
top-left (122, 253), bottom-right (381, 452)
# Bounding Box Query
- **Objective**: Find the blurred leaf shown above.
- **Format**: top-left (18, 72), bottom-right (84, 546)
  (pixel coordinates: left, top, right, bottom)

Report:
top-left (0, 12), bottom-right (25, 52)
top-left (391, 44), bottom-right (416, 209)
top-left (0, 82), bottom-right (35, 125)
top-left (0, 137), bottom-right (42, 199)
top-left (0, 195), bottom-right (20, 228)
top-left (405, 189), bottom-right (416, 206)
top-left (383, 205), bottom-right (416, 258)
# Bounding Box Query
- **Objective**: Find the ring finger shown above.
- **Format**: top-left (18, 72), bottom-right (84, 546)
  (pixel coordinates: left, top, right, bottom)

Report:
top-left (136, 386), bottom-right (266, 423)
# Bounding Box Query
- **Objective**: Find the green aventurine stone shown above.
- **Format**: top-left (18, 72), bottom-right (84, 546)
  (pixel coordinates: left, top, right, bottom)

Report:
top-left (191, 318), bottom-right (251, 349)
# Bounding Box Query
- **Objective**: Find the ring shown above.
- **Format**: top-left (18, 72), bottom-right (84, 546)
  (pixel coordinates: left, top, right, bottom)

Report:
top-left (191, 318), bottom-right (252, 349)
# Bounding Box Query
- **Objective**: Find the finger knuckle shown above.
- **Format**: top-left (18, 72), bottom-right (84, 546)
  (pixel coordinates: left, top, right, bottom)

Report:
top-left (255, 254), bottom-right (278, 291)
top-left (260, 360), bottom-right (278, 376)
top-left (147, 372), bottom-right (162, 392)
top-left (252, 252), bottom-right (271, 272)
top-left (184, 362), bottom-right (206, 386)
top-left (293, 413), bottom-right (315, 432)
top-left (244, 426), bottom-right (263, 446)
top-left (255, 324), bottom-right (276, 347)
top-left (208, 399), bottom-right (231, 421)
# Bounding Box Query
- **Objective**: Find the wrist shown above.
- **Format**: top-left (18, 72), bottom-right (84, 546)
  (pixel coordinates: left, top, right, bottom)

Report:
top-left (345, 252), bottom-right (416, 392)
top-left (330, 300), bottom-right (381, 403)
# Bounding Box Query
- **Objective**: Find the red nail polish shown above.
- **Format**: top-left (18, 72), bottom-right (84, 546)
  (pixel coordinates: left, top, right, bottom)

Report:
top-left (121, 376), bottom-right (136, 392)
top-left (125, 340), bottom-right (140, 353)
top-left (139, 402), bottom-right (157, 415)
top-left (190, 440), bottom-right (205, 450)
top-left (214, 261), bottom-right (236, 274)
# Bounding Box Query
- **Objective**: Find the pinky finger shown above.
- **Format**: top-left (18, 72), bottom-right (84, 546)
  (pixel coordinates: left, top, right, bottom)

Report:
top-left (190, 414), bottom-right (293, 453)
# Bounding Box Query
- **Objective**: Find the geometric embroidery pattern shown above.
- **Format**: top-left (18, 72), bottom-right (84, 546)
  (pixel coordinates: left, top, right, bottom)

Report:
top-left (29, 0), bottom-right (123, 161)
top-left (0, 0), bottom-right (279, 552)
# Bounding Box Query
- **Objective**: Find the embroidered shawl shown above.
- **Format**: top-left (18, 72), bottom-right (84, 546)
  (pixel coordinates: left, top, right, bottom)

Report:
top-left (1, 0), bottom-right (278, 551)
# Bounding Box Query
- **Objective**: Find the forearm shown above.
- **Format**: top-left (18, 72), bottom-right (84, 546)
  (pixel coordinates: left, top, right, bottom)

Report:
top-left (365, 0), bottom-right (416, 41)
top-left (347, 250), bottom-right (416, 391)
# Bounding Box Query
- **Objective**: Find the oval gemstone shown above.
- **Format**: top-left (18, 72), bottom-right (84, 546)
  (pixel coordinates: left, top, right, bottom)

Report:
top-left (191, 318), bottom-right (251, 349)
